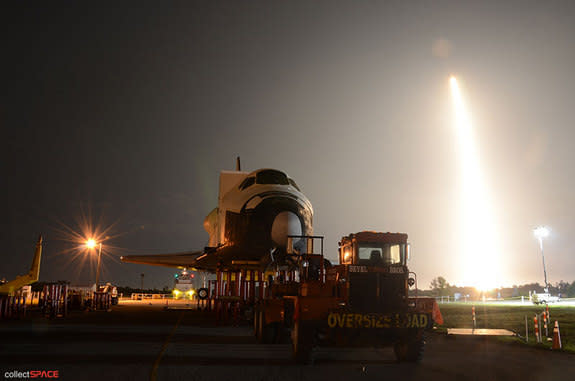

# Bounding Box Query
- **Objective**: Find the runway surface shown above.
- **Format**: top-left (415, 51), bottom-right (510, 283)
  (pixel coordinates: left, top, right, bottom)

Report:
top-left (1, 301), bottom-right (574, 381)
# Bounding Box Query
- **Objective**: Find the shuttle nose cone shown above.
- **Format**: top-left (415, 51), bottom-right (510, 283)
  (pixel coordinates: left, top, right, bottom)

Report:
top-left (271, 211), bottom-right (302, 248)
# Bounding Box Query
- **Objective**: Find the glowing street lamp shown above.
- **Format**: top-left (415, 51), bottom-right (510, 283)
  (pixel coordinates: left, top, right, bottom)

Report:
top-left (85, 239), bottom-right (103, 290)
top-left (533, 226), bottom-right (550, 292)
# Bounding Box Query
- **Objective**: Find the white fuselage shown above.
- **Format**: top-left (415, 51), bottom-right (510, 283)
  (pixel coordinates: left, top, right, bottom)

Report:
top-left (203, 169), bottom-right (313, 250)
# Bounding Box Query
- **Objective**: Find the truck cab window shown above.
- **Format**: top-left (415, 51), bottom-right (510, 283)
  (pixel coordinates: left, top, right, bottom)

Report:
top-left (358, 244), bottom-right (404, 266)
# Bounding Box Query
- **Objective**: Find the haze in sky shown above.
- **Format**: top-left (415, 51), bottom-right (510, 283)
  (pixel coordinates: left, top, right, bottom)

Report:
top-left (3, 1), bottom-right (575, 289)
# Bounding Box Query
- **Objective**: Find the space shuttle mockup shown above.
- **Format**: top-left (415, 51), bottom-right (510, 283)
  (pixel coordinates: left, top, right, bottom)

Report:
top-left (121, 164), bottom-right (313, 272)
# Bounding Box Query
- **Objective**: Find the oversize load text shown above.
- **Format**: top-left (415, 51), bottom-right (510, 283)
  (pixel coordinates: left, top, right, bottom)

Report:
top-left (327, 313), bottom-right (430, 329)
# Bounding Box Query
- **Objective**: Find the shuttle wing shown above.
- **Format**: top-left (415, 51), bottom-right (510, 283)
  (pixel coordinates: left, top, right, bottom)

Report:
top-left (191, 245), bottom-right (269, 271)
top-left (121, 246), bottom-right (271, 272)
top-left (120, 250), bottom-right (204, 269)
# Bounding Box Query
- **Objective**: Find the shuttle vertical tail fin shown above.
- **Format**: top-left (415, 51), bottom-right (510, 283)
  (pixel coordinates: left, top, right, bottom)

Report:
top-left (30, 235), bottom-right (43, 282)
top-left (0, 235), bottom-right (43, 295)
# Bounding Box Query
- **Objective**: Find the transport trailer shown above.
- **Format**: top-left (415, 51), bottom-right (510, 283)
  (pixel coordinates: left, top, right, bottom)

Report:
top-left (255, 232), bottom-right (442, 363)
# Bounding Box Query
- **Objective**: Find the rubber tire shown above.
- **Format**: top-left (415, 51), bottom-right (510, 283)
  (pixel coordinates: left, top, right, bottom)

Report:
top-left (394, 334), bottom-right (425, 363)
top-left (256, 308), bottom-right (265, 343)
top-left (261, 322), bottom-right (276, 344)
top-left (254, 305), bottom-right (261, 339)
top-left (291, 320), bottom-right (313, 364)
top-left (257, 309), bottom-right (276, 344)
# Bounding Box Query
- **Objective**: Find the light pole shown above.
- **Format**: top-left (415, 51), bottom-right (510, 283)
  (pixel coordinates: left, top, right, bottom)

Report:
top-left (86, 239), bottom-right (103, 291)
top-left (533, 226), bottom-right (550, 293)
top-left (95, 242), bottom-right (102, 290)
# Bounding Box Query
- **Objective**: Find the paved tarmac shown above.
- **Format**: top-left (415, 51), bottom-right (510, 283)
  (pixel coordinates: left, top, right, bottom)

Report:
top-left (1, 301), bottom-right (574, 381)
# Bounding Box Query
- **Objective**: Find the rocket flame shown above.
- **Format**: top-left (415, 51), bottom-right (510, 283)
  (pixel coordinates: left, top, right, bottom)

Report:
top-left (450, 76), bottom-right (499, 291)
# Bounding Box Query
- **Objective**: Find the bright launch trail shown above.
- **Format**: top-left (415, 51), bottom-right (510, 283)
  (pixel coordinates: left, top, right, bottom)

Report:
top-left (450, 76), bottom-right (499, 290)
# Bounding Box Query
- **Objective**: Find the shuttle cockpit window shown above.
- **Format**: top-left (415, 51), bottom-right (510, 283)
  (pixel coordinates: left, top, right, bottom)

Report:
top-left (358, 243), bottom-right (405, 266)
top-left (256, 170), bottom-right (289, 185)
top-left (288, 178), bottom-right (301, 191)
top-left (239, 176), bottom-right (255, 190)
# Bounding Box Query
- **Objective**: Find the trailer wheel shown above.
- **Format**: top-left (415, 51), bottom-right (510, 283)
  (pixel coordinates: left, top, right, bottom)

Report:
top-left (291, 320), bottom-right (313, 364)
top-left (257, 309), bottom-right (276, 344)
top-left (394, 334), bottom-right (425, 363)
top-left (253, 305), bottom-right (260, 338)
top-left (256, 308), bottom-right (265, 343)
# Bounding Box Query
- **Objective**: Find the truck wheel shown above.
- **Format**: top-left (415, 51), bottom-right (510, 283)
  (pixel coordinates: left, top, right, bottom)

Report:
top-left (292, 320), bottom-right (313, 364)
top-left (276, 324), bottom-right (289, 344)
top-left (262, 322), bottom-right (276, 344)
top-left (407, 335), bottom-right (425, 362)
top-left (394, 334), bottom-right (425, 363)
top-left (256, 308), bottom-right (266, 343)
top-left (257, 309), bottom-right (275, 344)
top-left (394, 341), bottom-right (408, 362)
top-left (253, 305), bottom-right (260, 339)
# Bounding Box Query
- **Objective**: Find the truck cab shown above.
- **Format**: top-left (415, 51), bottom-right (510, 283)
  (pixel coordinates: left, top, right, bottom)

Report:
top-left (256, 232), bottom-right (440, 364)
top-left (339, 231), bottom-right (409, 267)
top-left (336, 232), bottom-right (412, 313)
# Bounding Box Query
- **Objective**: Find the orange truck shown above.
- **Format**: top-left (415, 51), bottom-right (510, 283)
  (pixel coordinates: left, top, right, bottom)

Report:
top-left (254, 232), bottom-right (442, 363)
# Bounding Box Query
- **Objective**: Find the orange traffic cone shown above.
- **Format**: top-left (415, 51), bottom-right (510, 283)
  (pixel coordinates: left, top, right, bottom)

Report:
top-left (534, 315), bottom-right (540, 343)
top-left (552, 320), bottom-right (562, 350)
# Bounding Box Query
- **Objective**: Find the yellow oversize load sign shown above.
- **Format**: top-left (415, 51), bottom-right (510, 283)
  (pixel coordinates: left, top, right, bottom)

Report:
top-left (327, 312), bottom-right (431, 329)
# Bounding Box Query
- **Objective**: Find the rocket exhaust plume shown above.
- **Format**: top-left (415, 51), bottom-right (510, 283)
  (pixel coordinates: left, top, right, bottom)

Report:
top-left (450, 76), bottom-right (499, 291)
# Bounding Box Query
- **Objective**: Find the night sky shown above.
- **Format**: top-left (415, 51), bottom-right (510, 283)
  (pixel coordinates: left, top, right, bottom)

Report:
top-left (3, 1), bottom-right (575, 289)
